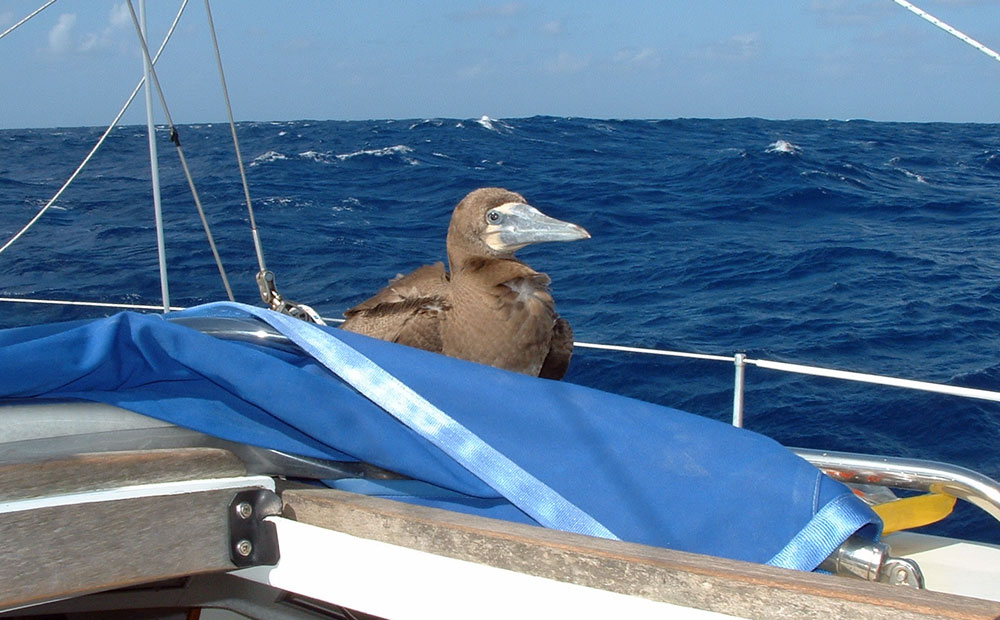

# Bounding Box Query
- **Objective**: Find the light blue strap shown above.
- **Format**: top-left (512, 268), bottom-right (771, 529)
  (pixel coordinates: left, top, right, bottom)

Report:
top-left (766, 491), bottom-right (876, 571)
top-left (188, 302), bottom-right (619, 541)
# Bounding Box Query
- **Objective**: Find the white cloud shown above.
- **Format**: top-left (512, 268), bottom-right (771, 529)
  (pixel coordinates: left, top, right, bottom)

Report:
top-left (47, 13), bottom-right (76, 54)
top-left (79, 32), bottom-right (103, 53)
top-left (109, 3), bottom-right (130, 29)
top-left (614, 47), bottom-right (661, 69)
top-left (49, 4), bottom-right (131, 55)
top-left (543, 51), bottom-right (589, 74)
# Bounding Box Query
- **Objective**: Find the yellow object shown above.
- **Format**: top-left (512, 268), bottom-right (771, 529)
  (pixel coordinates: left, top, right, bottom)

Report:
top-left (873, 493), bottom-right (957, 535)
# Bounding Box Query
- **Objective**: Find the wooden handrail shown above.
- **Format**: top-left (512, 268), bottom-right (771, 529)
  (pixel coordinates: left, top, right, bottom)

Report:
top-left (282, 488), bottom-right (1000, 620)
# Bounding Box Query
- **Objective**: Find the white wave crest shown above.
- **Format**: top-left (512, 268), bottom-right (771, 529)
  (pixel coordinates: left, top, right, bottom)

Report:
top-left (250, 151), bottom-right (289, 166)
top-left (259, 196), bottom-right (295, 208)
top-left (888, 158), bottom-right (927, 183)
top-left (335, 197), bottom-right (362, 212)
top-left (336, 144), bottom-right (417, 164)
top-left (299, 150), bottom-right (333, 163)
top-left (766, 139), bottom-right (801, 155)
top-left (408, 119), bottom-right (444, 130)
top-left (472, 115), bottom-right (513, 133)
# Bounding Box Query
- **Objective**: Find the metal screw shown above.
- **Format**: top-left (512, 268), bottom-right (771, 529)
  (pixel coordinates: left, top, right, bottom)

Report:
top-left (236, 502), bottom-right (253, 519)
top-left (895, 568), bottom-right (909, 584)
top-left (235, 539), bottom-right (253, 557)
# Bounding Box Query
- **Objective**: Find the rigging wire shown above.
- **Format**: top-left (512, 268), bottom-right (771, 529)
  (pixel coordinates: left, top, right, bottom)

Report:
top-left (124, 0), bottom-right (235, 301)
top-left (0, 0), bottom-right (57, 42)
top-left (0, 1), bottom-right (190, 258)
top-left (203, 0), bottom-right (268, 274)
top-left (139, 0), bottom-right (171, 313)
top-left (201, 0), bottom-right (324, 323)
top-left (892, 0), bottom-right (1000, 65)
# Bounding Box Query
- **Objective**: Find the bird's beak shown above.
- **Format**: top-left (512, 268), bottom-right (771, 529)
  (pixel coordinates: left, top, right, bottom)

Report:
top-left (485, 202), bottom-right (591, 252)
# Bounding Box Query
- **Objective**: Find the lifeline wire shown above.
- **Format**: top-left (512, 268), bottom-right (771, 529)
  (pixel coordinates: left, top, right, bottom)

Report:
top-left (0, 297), bottom-right (186, 312)
top-left (0, 1), bottom-right (190, 258)
top-left (2, 294), bottom-right (998, 404)
top-left (204, 0), bottom-right (268, 274)
top-left (893, 0), bottom-right (1000, 64)
top-left (124, 0), bottom-right (235, 302)
top-left (0, 0), bottom-right (57, 42)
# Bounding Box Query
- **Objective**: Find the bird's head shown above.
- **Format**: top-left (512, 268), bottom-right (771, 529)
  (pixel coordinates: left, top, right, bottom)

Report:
top-left (446, 188), bottom-right (590, 266)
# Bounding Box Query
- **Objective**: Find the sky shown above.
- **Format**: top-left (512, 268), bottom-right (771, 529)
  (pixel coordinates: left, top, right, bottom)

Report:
top-left (1, 0), bottom-right (1000, 129)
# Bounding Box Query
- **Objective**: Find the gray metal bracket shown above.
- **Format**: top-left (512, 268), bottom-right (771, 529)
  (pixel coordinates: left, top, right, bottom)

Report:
top-left (229, 489), bottom-right (282, 568)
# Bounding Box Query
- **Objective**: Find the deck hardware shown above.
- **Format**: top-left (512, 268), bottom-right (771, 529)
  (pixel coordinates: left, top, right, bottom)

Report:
top-left (235, 539), bottom-right (253, 557)
top-left (228, 489), bottom-right (282, 568)
top-left (819, 535), bottom-right (924, 588)
top-left (236, 501), bottom-right (253, 520)
top-left (880, 557), bottom-right (925, 588)
top-left (256, 270), bottom-right (326, 325)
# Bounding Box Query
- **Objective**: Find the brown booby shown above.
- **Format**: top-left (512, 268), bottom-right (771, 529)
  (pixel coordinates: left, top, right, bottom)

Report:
top-left (341, 187), bottom-right (590, 379)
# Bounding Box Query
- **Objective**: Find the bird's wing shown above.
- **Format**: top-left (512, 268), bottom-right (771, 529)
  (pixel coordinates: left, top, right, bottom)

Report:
top-left (538, 315), bottom-right (574, 380)
top-left (341, 263), bottom-right (449, 351)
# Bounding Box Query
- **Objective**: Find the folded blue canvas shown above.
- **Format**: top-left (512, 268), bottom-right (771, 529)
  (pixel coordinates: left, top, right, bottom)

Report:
top-left (0, 304), bottom-right (880, 570)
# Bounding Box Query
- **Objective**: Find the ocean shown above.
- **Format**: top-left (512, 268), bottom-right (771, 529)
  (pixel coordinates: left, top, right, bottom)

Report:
top-left (1, 116), bottom-right (999, 543)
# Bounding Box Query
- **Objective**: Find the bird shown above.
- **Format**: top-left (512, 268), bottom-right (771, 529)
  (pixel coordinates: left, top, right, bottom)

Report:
top-left (341, 187), bottom-right (590, 379)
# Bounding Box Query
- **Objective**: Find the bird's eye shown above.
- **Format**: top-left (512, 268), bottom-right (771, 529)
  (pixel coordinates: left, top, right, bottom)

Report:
top-left (486, 210), bottom-right (501, 224)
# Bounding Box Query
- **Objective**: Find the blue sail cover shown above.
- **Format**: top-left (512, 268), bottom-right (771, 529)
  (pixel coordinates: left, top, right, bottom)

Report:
top-left (0, 306), bottom-right (879, 569)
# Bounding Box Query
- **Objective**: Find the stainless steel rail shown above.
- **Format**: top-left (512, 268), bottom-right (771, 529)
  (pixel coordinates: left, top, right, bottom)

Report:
top-left (793, 448), bottom-right (1000, 524)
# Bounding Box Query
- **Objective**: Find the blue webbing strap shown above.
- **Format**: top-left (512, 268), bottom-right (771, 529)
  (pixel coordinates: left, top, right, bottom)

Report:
top-left (766, 491), bottom-right (876, 571)
top-left (189, 302), bottom-right (619, 541)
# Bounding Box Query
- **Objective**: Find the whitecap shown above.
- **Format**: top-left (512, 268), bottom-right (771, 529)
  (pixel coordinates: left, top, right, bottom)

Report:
top-left (250, 151), bottom-right (288, 166)
top-left (408, 119), bottom-right (443, 130)
top-left (335, 144), bottom-right (416, 164)
top-left (259, 196), bottom-right (294, 207)
top-left (888, 157), bottom-right (927, 183)
top-left (766, 139), bottom-right (801, 155)
top-left (894, 166), bottom-right (927, 184)
top-left (473, 115), bottom-right (513, 133)
top-left (333, 197), bottom-right (362, 212)
top-left (476, 115), bottom-right (497, 131)
top-left (299, 150), bottom-right (332, 163)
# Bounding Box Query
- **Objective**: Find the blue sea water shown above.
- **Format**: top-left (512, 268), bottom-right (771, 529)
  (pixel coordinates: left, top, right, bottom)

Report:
top-left (2, 116), bottom-right (999, 543)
